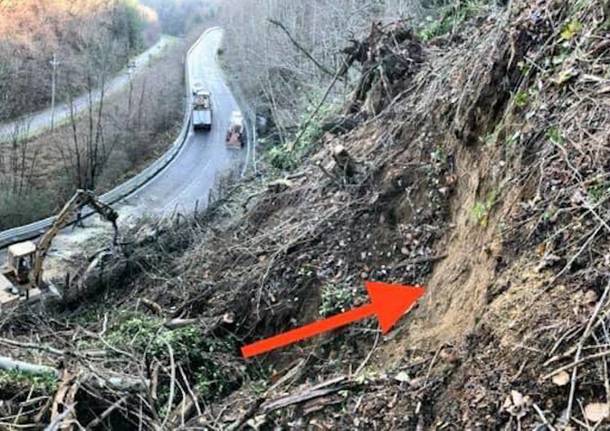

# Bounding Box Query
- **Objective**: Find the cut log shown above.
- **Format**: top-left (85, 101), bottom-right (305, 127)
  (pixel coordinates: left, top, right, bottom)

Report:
top-left (0, 355), bottom-right (147, 392)
top-left (261, 376), bottom-right (353, 413)
top-left (141, 298), bottom-right (165, 316)
top-left (51, 369), bottom-right (79, 431)
top-left (163, 318), bottom-right (198, 330)
top-left (0, 356), bottom-right (59, 377)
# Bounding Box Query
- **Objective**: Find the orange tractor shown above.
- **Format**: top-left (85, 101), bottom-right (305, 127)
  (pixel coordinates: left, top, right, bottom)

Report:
top-left (225, 111), bottom-right (245, 148)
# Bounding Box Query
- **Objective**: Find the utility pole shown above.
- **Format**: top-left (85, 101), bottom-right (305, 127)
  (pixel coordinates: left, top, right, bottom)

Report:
top-left (127, 61), bottom-right (136, 127)
top-left (50, 53), bottom-right (60, 131)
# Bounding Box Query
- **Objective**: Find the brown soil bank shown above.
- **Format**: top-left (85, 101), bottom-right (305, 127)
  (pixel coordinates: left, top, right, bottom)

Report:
top-left (1, 0), bottom-right (610, 429)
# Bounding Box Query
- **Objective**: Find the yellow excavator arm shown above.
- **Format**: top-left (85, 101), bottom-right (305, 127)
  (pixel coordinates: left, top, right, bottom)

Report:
top-left (31, 190), bottom-right (119, 288)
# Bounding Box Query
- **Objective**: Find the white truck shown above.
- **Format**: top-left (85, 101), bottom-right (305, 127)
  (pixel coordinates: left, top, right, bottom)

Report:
top-left (192, 90), bottom-right (212, 131)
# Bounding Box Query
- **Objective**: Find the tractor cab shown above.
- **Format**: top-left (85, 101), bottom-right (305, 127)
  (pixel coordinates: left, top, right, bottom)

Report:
top-left (6, 241), bottom-right (36, 284)
top-left (1, 241), bottom-right (36, 309)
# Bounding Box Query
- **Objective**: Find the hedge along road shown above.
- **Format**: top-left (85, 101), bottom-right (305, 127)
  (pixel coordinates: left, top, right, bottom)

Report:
top-left (0, 27), bottom-right (248, 260)
top-left (0, 35), bottom-right (175, 143)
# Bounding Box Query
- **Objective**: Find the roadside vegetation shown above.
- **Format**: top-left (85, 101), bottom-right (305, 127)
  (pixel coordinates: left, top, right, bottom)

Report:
top-left (0, 0), bottom-right (157, 122)
top-left (0, 31), bottom-right (192, 230)
top-left (220, 0), bottom-right (430, 155)
top-left (0, 0), bottom-right (218, 229)
top-left (2, 0), bottom-right (610, 429)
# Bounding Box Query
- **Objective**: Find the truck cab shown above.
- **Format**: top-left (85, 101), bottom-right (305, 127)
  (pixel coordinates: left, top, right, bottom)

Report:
top-left (192, 90), bottom-right (212, 131)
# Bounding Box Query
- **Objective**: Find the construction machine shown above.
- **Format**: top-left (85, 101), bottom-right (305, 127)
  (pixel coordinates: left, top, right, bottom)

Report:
top-left (0, 190), bottom-right (119, 310)
top-left (225, 111), bottom-right (245, 148)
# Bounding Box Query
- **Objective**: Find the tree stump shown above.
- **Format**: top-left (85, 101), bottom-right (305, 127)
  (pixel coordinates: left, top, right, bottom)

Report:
top-left (332, 145), bottom-right (357, 179)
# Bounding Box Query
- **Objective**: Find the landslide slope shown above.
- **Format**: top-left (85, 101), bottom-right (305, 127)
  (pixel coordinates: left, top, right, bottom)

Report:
top-left (1, 0), bottom-right (610, 429)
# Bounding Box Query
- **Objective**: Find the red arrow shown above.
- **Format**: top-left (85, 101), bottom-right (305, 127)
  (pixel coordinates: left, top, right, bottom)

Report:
top-left (241, 281), bottom-right (424, 358)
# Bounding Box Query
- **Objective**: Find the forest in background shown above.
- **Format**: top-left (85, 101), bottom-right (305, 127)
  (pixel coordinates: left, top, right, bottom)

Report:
top-left (219, 0), bottom-right (435, 153)
top-left (0, 0), bottom-right (219, 229)
top-left (0, 0), bottom-right (158, 122)
top-left (140, 0), bottom-right (219, 36)
top-left (0, 0), bottom-right (219, 123)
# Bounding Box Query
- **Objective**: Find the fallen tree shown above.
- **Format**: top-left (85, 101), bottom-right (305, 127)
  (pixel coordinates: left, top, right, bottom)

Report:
top-left (0, 355), bottom-right (148, 393)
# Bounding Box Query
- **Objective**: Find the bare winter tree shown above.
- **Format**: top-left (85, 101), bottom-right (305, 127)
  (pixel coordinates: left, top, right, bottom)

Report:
top-left (219, 0), bottom-right (428, 143)
top-left (52, 35), bottom-right (102, 192)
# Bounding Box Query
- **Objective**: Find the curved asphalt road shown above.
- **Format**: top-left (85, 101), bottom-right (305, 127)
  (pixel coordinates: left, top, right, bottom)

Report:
top-left (0, 36), bottom-right (173, 143)
top-left (0, 28), bottom-right (247, 279)
top-left (122, 28), bottom-right (244, 219)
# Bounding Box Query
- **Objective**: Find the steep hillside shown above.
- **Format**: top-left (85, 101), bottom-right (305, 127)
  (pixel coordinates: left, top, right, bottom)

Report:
top-left (1, 0), bottom-right (610, 429)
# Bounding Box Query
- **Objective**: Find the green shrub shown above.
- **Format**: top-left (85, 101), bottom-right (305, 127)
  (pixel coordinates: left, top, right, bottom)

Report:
top-left (319, 283), bottom-right (359, 317)
top-left (472, 189), bottom-right (499, 227)
top-left (546, 127), bottom-right (564, 145)
top-left (588, 181), bottom-right (609, 204)
top-left (417, 0), bottom-right (493, 41)
top-left (0, 370), bottom-right (57, 394)
top-left (560, 19), bottom-right (582, 41)
top-left (267, 145), bottom-right (299, 171)
top-left (266, 89), bottom-right (341, 172)
top-left (105, 312), bottom-right (238, 400)
top-left (514, 90), bottom-right (529, 108)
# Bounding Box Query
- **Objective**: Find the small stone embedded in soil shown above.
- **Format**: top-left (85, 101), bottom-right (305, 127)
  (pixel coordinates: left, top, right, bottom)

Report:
top-left (510, 390), bottom-right (526, 408)
top-left (583, 289), bottom-right (598, 304)
top-left (503, 390), bottom-right (532, 419)
top-left (551, 371), bottom-right (570, 386)
top-left (439, 348), bottom-right (459, 363)
top-left (394, 371), bottom-right (410, 383)
top-left (408, 377), bottom-right (425, 389)
top-left (584, 403), bottom-right (609, 423)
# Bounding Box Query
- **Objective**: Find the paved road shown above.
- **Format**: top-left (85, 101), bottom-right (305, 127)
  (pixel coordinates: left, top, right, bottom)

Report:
top-left (0, 28), bottom-right (246, 280)
top-left (0, 36), bottom-right (173, 143)
top-left (121, 28), bottom-right (244, 219)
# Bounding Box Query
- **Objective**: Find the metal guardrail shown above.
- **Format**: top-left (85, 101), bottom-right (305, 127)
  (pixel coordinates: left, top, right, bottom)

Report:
top-left (0, 28), bottom-right (220, 250)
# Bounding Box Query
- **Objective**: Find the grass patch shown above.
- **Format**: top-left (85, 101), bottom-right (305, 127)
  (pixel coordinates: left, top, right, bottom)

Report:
top-left (417, 0), bottom-right (493, 41)
top-left (0, 369), bottom-right (57, 394)
top-left (472, 189), bottom-right (499, 227)
top-left (560, 19), bottom-right (582, 41)
top-left (514, 90), bottom-right (530, 108)
top-left (104, 312), bottom-right (240, 400)
top-left (319, 282), bottom-right (360, 317)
